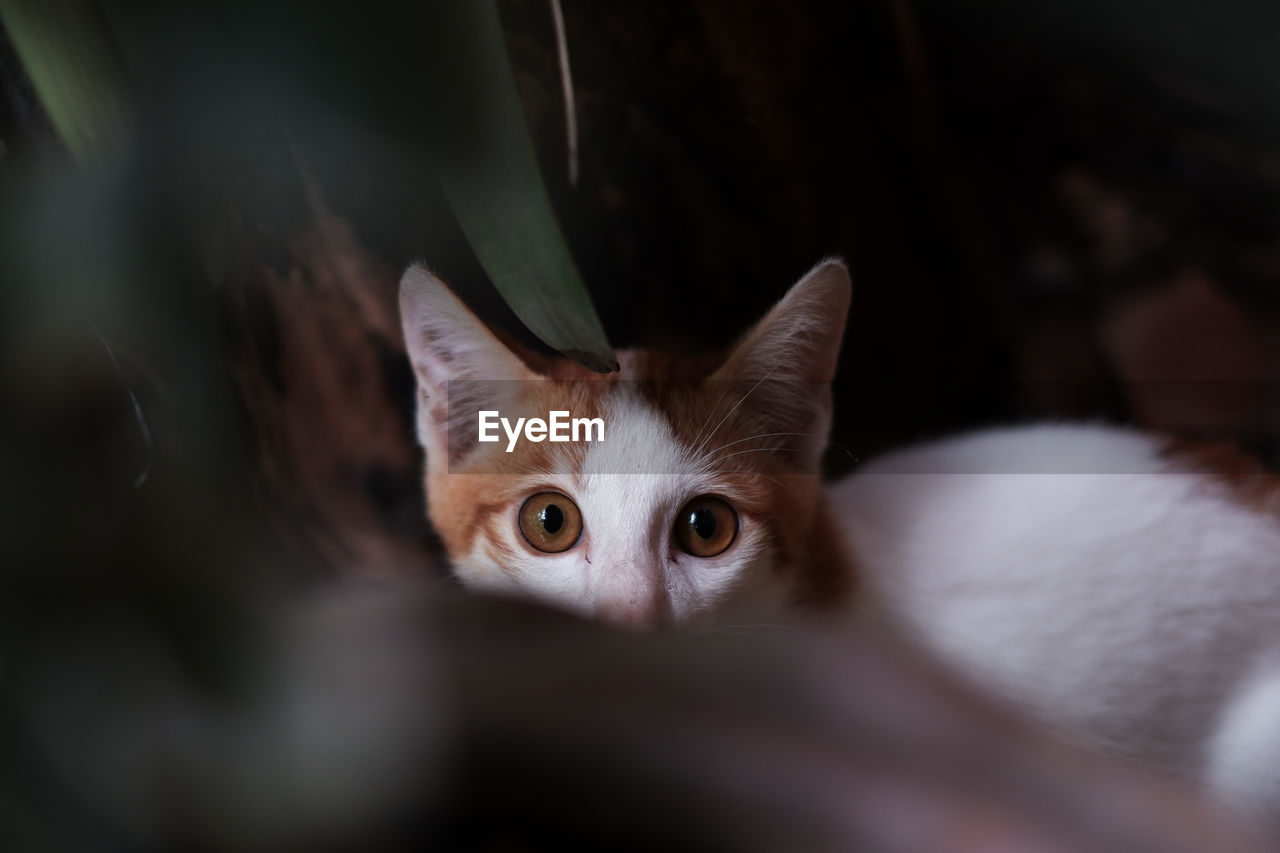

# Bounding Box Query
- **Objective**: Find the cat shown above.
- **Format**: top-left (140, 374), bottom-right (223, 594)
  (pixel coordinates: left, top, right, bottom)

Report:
top-left (400, 259), bottom-right (1280, 837)
top-left (400, 260), bottom-right (852, 625)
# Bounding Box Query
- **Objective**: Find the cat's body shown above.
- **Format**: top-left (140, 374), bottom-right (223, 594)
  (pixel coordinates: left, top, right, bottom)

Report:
top-left (400, 261), bottom-right (1280, 836)
top-left (835, 424), bottom-right (1280, 827)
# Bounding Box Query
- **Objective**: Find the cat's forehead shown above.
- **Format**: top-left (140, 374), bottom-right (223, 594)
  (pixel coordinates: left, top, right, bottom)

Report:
top-left (580, 384), bottom-right (709, 485)
top-left (545, 358), bottom-right (736, 476)
top-left (449, 346), bottom-right (803, 491)
top-left (574, 385), bottom-right (774, 513)
top-left (576, 413), bottom-right (702, 546)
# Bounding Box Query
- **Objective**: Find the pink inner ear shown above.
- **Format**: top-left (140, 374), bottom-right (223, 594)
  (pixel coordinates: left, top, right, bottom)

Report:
top-left (399, 266), bottom-right (535, 394)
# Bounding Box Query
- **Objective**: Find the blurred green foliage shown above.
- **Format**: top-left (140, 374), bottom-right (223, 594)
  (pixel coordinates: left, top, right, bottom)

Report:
top-left (1, 0), bottom-right (618, 371)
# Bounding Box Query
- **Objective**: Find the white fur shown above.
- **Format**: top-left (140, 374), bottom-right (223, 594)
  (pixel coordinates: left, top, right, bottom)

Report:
top-left (830, 423), bottom-right (1280, 833)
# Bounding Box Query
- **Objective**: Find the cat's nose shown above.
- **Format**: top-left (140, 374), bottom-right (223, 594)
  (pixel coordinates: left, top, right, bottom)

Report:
top-left (590, 562), bottom-right (667, 628)
top-left (595, 596), bottom-right (666, 630)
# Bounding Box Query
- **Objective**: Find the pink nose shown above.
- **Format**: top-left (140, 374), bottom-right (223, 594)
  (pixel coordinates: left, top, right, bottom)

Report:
top-left (595, 597), bottom-right (665, 629)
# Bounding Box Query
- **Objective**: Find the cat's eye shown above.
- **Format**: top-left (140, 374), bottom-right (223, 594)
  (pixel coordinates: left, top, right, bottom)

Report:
top-left (674, 496), bottom-right (738, 558)
top-left (518, 492), bottom-right (583, 553)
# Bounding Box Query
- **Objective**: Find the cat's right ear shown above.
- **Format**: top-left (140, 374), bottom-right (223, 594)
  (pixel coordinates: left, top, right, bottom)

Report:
top-left (399, 265), bottom-right (534, 453)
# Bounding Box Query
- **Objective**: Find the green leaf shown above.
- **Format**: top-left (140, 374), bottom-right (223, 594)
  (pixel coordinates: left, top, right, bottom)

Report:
top-left (0, 0), bottom-right (132, 162)
top-left (4, 0), bottom-right (618, 372)
top-left (433, 1), bottom-right (618, 374)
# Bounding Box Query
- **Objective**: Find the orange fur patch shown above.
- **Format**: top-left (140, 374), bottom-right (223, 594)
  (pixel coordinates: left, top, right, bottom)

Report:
top-left (1160, 436), bottom-right (1280, 514)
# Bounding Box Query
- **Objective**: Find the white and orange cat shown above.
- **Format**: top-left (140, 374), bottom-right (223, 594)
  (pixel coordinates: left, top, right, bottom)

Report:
top-left (401, 260), bottom-right (1280, 835)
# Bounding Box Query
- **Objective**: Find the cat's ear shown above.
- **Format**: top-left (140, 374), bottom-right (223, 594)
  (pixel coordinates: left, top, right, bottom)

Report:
top-left (708, 259), bottom-right (851, 466)
top-left (399, 264), bottom-right (534, 456)
top-left (713, 259), bottom-right (851, 386)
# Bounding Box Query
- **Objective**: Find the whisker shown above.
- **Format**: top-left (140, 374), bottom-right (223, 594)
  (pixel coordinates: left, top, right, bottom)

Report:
top-left (690, 362), bottom-right (783, 460)
top-left (755, 472), bottom-right (788, 490)
top-left (688, 383), bottom-right (736, 461)
top-left (712, 446), bottom-right (808, 463)
top-left (704, 431), bottom-right (820, 458)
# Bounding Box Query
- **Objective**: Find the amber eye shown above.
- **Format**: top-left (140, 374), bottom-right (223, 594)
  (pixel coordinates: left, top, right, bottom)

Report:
top-left (674, 496), bottom-right (738, 557)
top-left (518, 492), bottom-right (583, 553)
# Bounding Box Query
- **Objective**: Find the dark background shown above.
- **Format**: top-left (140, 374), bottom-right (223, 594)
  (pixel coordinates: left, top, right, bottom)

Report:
top-left (6, 0), bottom-right (1280, 576)
top-left (6, 4), bottom-right (1280, 849)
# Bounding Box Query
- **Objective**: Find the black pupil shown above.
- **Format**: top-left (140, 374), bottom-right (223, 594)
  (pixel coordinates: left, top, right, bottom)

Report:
top-left (689, 507), bottom-right (716, 540)
top-left (539, 503), bottom-right (565, 534)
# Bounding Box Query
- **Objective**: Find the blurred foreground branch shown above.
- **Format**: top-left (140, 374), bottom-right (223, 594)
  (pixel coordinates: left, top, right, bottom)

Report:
top-left (7, 582), bottom-right (1264, 852)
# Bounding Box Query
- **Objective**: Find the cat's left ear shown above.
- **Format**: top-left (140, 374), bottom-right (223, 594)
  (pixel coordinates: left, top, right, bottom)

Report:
top-left (709, 259), bottom-right (851, 465)
top-left (713, 259), bottom-right (851, 386)
top-left (399, 264), bottom-right (535, 458)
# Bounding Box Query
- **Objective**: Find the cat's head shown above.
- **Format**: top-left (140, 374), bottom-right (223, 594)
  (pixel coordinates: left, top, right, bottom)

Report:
top-left (400, 261), bottom-right (851, 627)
